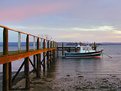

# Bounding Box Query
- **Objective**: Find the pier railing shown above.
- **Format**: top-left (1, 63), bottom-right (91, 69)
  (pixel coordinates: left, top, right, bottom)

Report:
top-left (0, 25), bottom-right (57, 91)
top-left (57, 42), bottom-right (80, 56)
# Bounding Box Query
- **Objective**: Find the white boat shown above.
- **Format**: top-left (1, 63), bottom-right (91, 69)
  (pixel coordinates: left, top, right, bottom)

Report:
top-left (64, 45), bottom-right (103, 58)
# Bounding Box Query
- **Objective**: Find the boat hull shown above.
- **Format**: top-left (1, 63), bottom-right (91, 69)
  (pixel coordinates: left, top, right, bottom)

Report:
top-left (64, 50), bottom-right (103, 58)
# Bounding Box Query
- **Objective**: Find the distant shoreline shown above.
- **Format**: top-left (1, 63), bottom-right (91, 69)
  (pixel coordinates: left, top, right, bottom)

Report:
top-left (0, 42), bottom-right (121, 47)
top-left (57, 42), bottom-right (121, 47)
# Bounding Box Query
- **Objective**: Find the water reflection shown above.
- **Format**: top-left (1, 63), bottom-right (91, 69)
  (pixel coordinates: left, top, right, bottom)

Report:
top-left (54, 58), bottom-right (103, 78)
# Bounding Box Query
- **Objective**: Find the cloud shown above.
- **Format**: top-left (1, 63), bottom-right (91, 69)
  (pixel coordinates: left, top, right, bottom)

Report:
top-left (71, 26), bottom-right (115, 31)
top-left (3, 24), bottom-right (121, 42)
top-left (9, 25), bottom-right (116, 32)
top-left (0, 2), bottom-right (71, 22)
top-left (113, 30), bottom-right (121, 34)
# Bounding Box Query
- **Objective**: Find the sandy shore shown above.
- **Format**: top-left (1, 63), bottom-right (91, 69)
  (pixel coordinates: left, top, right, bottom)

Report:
top-left (12, 72), bottom-right (121, 91)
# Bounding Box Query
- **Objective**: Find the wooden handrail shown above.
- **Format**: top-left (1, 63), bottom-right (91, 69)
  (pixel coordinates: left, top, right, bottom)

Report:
top-left (0, 24), bottom-right (55, 42)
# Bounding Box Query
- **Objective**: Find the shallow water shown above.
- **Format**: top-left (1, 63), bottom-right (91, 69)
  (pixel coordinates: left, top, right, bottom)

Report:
top-left (1, 44), bottom-right (121, 91)
top-left (29, 44), bottom-right (121, 91)
top-left (54, 45), bottom-right (121, 78)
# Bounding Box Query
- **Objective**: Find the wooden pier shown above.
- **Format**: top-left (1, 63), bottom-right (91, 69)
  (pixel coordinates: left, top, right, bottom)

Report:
top-left (57, 42), bottom-right (80, 56)
top-left (0, 25), bottom-right (57, 91)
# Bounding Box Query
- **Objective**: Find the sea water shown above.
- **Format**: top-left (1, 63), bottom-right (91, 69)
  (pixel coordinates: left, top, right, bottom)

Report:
top-left (55, 44), bottom-right (121, 77)
top-left (0, 44), bottom-right (121, 91)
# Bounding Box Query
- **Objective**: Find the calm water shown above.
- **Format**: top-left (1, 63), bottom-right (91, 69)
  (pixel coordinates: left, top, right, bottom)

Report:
top-left (51, 45), bottom-right (121, 78)
top-left (1, 44), bottom-right (121, 90)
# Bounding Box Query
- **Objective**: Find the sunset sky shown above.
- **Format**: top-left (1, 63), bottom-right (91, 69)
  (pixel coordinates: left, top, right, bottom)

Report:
top-left (0, 0), bottom-right (121, 42)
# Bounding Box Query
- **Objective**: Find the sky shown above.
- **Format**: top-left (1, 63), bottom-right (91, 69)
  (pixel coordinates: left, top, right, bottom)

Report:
top-left (0, 0), bottom-right (121, 42)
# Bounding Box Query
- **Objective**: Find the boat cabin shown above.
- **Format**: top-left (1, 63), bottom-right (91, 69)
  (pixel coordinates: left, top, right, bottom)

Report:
top-left (77, 44), bottom-right (95, 53)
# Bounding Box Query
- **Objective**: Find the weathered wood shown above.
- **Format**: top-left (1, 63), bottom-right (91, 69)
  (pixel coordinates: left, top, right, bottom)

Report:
top-left (43, 39), bottom-right (46, 71)
top-left (3, 63), bottom-right (9, 91)
top-left (50, 41), bottom-right (52, 48)
top-left (33, 36), bottom-right (36, 50)
top-left (9, 62), bottom-right (12, 89)
top-left (51, 41), bottom-right (54, 62)
top-left (57, 47), bottom-right (80, 51)
top-left (3, 28), bottom-right (8, 55)
top-left (24, 35), bottom-right (30, 89)
top-left (47, 41), bottom-right (50, 69)
top-left (29, 59), bottom-right (37, 72)
top-left (24, 57), bottom-right (30, 89)
top-left (18, 32), bottom-right (21, 51)
top-left (12, 60), bottom-right (25, 83)
top-left (62, 42), bottom-right (64, 55)
top-left (0, 25), bottom-right (42, 38)
top-left (33, 55), bottom-right (36, 69)
top-left (0, 25), bottom-right (57, 91)
top-left (56, 43), bottom-right (59, 57)
top-left (26, 35), bottom-right (29, 52)
top-left (36, 38), bottom-right (40, 78)
top-left (29, 58), bottom-right (38, 74)
top-left (0, 48), bottom-right (56, 64)
top-left (3, 28), bottom-right (9, 91)
top-left (69, 47), bottom-right (71, 52)
top-left (50, 41), bottom-right (52, 63)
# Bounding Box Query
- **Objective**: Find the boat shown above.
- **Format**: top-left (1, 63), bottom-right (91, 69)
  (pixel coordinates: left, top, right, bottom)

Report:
top-left (64, 44), bottom-right (103, 58)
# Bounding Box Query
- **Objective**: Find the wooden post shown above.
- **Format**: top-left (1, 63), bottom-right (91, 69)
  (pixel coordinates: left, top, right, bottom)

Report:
top-left (50, 41), bottom-right (52, 48)
top-left (69, 47), bottom-right (70, 52)
top-left (9, 62), bottom-right (12, 89)
top-left (50, 41), bottom-right (52, 63)
top-left (56, 42), bottom-right (59, 58)
top-left (62, 42), bottom-right (64, 56)
top-left (24, 35), bottom-right (30, 89)
top-left (51, 41), bottom-right (53, 48)
top-left (2, 28), bottom-right (10, 91)
top-left (18, 32), bottom-right (21, 52)
top-left (33, 55), bottom-right (36, 70)
top-left (43, 39), bottom-right (46, 71)
top-left (47, 40), bottom-right (50, 69)
top-left (53, 42), bottom-right (55, 61)
top-left (36, 38), bottom-right (40, 78)
top-left (33, 36), bottom-right (36, 50)
top-left (33, 34), bottom-right (36, 71)
top-left (75, 47), bottom-right (76, 52)
top-left (52, 41), bottom-right (54, 60)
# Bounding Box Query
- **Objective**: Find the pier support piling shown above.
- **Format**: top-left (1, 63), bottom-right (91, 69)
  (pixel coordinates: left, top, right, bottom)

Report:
top-left (24, 35), bottom-right (30, 89)
top-left (0, 25), bottom-right (57, 91)
top-left (24, 57), bottom-right (30, 89)
top-left (43, 39), bottom-right (46, 71)
top-left (36, 38), bottom-right (41, 78)
top-left (9, 62), bottom-right (12, 89)
top-left (62, 42), bottom-right (64, 56)
top-left (2, 28), bottom-right (10, 91)
top-left (47, 41), bottom-right (50, 69)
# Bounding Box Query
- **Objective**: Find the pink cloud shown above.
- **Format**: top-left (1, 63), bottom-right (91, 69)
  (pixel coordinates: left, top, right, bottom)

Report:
top-left (0, 2), bottom-right (71, 22)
